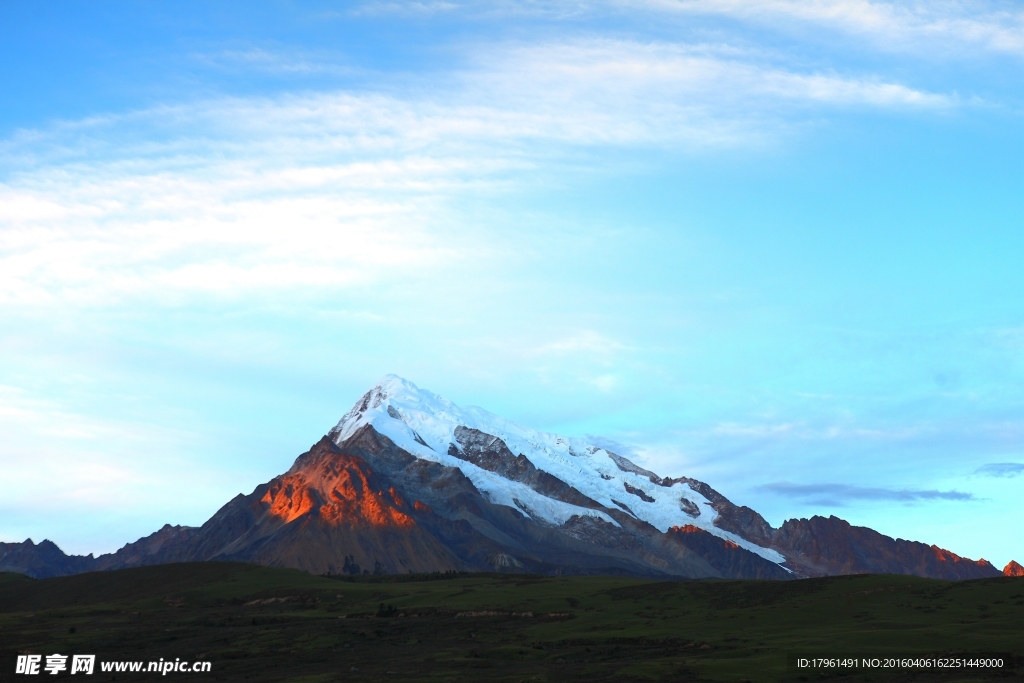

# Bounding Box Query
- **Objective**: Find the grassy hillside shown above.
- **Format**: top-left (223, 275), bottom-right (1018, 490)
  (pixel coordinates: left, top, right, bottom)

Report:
top-left (1, 563), bottom-right (1021, 682)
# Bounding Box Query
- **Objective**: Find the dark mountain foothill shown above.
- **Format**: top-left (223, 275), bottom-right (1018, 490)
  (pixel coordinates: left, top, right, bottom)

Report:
top-left (0, 376), bottom-right (1006, 583)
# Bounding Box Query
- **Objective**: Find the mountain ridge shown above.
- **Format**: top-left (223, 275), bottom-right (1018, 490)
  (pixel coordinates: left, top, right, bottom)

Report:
top-left (1, 375), bottom-right (1009, 581)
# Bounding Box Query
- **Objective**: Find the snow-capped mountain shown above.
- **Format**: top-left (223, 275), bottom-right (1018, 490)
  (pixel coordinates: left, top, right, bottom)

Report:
top-left (329, 375), bottom-right (783, 564)
top-left (1, 375), bottom-right (1007, 581)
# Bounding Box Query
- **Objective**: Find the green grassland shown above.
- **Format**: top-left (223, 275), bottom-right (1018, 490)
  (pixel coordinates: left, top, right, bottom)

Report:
top-left (1, 563), bottom-right (1021, 682)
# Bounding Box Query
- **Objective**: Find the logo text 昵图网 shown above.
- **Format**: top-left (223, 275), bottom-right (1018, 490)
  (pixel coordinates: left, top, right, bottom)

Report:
top-left (16, 655), bottom-right (211, 675)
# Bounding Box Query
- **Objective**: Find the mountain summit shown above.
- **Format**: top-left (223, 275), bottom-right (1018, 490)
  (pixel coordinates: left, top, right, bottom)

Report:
top-left (0, 376), bottom-right (1006, 580)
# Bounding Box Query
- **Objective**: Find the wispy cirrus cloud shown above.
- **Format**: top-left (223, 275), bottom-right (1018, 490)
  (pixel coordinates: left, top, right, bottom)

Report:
top-left (389, 0), bottom-right (1024, 57)
top-left (759, 481), bottom-right (977, 505)
top-left (0, 38), bottom-right (954, 309)
top-left (469, 40), bottom-right (955, 133)
top-left (633, 0), bottom-right (1024, 56)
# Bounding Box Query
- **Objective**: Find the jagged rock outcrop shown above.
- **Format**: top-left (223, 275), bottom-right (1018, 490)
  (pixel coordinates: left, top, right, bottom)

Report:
top-left (1004, 560), bottom-right (1024, 577)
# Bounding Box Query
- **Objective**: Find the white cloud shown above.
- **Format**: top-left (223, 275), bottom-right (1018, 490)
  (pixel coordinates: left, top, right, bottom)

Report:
top-left (474, 40), bottom-right (952, 110)
top-left (0, 39), bottom-right (952, 309)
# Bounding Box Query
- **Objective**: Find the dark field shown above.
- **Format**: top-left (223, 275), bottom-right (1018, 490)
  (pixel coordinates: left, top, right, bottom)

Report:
top-left (1, 563), bottom-right (1021, 682)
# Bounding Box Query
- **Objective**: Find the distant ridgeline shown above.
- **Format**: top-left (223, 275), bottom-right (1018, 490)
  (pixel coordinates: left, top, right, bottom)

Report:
top-left (4, 376), bottom-right (1018, 581)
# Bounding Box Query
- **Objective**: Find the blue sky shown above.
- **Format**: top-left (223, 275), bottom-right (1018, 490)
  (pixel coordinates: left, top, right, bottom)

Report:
top-left (2, 0), bottom-right (1023, 568)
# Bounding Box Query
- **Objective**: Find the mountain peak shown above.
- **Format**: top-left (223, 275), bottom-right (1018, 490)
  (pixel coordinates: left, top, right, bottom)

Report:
top-left (363, 374), bottom-right (420, 404)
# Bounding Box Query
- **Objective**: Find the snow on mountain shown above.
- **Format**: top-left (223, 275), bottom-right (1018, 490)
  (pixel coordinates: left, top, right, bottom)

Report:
top-left (331, 375), bottom-right (785, 564)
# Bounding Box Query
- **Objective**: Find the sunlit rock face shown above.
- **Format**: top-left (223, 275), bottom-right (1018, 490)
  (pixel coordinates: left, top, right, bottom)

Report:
top-left (263, 449), bottom-right (416, 529)
top-left (0, 376), bottom-right (1006, 581)
top-left (1004, 560), bottom-right (1024, 577)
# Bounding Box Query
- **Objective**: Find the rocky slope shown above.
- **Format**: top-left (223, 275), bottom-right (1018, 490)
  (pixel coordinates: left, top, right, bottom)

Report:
top-left (0, 376), bottom-right (1007, 581)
